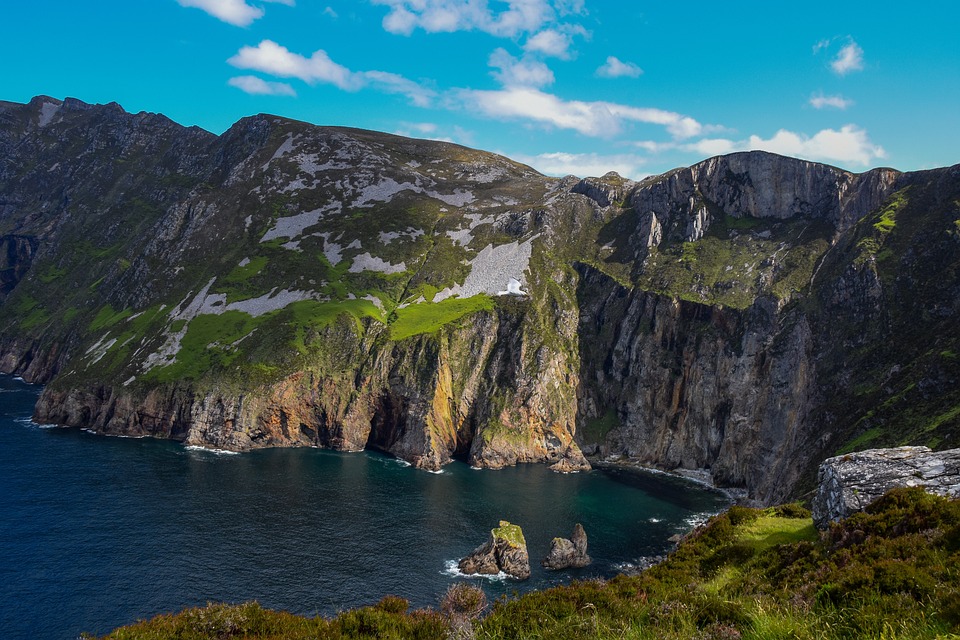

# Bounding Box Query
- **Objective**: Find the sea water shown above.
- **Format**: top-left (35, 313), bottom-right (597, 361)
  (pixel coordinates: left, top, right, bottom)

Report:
top-left (0, 374), bottom-right (728, 639)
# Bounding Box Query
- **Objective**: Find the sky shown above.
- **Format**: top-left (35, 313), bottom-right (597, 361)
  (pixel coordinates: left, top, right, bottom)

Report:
top-left (3, 1), bottom-right (958, 179)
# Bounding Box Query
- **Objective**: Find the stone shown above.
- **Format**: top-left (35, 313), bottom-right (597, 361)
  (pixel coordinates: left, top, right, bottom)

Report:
top-left (458, 521), bottom-right (531, 580)
top-left (812, 446), bottom-right (960, 528)
top-left (542, 523), bottom-right (591, 570)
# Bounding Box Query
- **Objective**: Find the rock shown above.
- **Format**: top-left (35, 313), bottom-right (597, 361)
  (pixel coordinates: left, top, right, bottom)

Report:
top-left (549, 449), bottom-right (592, 473)
top-left (458, 521), bottom-right (531, 580)
top-left (812, 446), bottom-right (960, 528)
top-left (542, 523), bottom-right (591, 570)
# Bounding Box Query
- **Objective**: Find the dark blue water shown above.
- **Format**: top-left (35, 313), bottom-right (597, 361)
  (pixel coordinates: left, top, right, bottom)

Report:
top-left (0, 375), bottom-right (728, 639)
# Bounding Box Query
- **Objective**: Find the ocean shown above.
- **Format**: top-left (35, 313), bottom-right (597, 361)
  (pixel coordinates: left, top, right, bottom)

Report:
top-left (0, 374), bottom-right (728, 639)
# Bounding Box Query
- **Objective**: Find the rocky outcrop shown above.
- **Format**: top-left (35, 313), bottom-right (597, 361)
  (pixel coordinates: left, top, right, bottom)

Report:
top-left (812, 447), bottom-right (960, 528)
top-left (542, 523), bottom-right (591, 570)
top-left (458, 521), bottom-right (531, 580)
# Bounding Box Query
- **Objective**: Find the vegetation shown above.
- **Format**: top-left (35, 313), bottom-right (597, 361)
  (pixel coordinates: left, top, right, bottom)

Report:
top-left (389, 294), bottom-right (494, 341)
top-left (93, 488), bottom-right (960, 639)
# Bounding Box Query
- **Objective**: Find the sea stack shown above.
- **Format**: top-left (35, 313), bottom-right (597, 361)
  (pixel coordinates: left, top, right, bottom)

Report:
top-left (458, 521), bottom-right (531, 580)
top-left (542, 523), bottom-right (592, 569)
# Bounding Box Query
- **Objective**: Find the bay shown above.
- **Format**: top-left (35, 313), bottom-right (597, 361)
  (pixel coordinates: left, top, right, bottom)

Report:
top-left (0, 374), bottom-right (728, 639)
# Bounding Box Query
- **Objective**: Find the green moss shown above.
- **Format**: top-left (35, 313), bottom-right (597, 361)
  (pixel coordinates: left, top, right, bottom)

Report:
top-left (223, 256), bottom-right (268, 283)
top-left (492, 521), bottom-right (526, 548)
top-left (38, 266), bottom-right (67, 283)
top-left (835, 427), bottom-right (884, 455)
top-left (89, 305), bottom-right (134, 332)
top-left (581, 409), bottom-right (618, 444)
top-left (389, 294), bottom-right (493, 341)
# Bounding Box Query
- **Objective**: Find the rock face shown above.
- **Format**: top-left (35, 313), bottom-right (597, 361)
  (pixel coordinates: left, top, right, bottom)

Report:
top-left (812, 447), bottom-right (960, 528)
top-left (458, 521), bottom-right (531, 580)
top-left (542, 523), bottom-right (591, 570)
top-left (1, 95), bottom-right (960, 503)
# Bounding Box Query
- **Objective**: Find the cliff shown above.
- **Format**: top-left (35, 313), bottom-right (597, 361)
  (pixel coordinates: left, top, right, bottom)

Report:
top-left (1, 95), bottom-right (958, 502)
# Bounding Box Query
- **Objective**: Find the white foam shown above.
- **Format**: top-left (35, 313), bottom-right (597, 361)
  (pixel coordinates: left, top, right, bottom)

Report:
top-left (13, 417), bottom-right (56, 429)
top-left (441, 560), bottom-right (510, 581)
top-left (184, 445), bottom-right (240, 456)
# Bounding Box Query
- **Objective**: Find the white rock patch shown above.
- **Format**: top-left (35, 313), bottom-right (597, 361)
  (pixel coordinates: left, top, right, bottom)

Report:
top-left (261, 202), bottom-right (341, 243)
top-left (434, 236), bottom-right (537, 302)
top-left (348, 253), bottom-right (407, 274)
top-left (38, 101), bottom-right (60, 127)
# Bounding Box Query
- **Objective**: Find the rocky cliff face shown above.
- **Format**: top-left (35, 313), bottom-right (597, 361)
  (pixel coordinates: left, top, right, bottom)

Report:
top-left (1, 95), bottom-right (958, 502)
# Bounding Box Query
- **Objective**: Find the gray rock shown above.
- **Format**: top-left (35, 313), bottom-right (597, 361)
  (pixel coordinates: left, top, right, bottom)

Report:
top-left (812, 446), bottom-right (960, 528)
top-left (542, 523), bottom-right (591, 570)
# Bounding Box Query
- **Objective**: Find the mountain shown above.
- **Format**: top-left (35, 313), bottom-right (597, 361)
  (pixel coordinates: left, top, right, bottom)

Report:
top-left (1, 95), bottom-right (958, 503)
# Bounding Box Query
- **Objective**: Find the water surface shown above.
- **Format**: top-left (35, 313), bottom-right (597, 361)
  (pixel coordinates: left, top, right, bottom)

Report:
top-left (0, 375), bottom-right (728, 639)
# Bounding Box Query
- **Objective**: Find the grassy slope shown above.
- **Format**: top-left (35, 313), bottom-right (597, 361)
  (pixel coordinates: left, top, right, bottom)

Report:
top-left (93, 488), bottom-right (960, 640)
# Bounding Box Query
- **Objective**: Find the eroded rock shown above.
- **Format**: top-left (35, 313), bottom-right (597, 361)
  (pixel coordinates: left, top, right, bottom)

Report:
top-left (812, 446), bottom-right (960, 528)
top-left (542, 523), bottom-right (591, 570)
top-left (458, 521), bottom-right (531, 580)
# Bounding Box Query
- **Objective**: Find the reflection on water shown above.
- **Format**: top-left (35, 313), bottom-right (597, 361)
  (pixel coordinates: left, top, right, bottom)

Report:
top-left (0, 375), bottom-right (728, 640)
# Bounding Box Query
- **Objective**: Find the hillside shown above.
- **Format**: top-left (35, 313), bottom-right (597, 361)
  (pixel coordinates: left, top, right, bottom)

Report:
top-left (1, 95), bottom-right (959, 502)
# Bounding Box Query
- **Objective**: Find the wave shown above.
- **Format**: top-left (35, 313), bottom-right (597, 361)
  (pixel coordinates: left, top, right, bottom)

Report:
top-left (13, 417), bottom-right (57, 429)
top-left (441, 559), bottom-right (510, 582)
top-left (183, 445), bottom-right (240, 456)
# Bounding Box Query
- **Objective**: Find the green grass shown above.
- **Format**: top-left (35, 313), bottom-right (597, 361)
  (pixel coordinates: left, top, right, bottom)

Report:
top-left (389, 294), bottom-right (494, 341)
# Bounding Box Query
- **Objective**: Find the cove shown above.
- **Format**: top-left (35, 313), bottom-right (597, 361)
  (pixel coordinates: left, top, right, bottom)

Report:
top-left (0, 375), bottom-right (728, 640)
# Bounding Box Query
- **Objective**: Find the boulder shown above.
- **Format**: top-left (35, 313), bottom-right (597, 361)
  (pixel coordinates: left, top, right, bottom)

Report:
top-left (458, 521), bottom-right (531, 580)
top-left (542, 523), bottom-right (591, 570)
top-left (812, 446), bottom-right (960, 528)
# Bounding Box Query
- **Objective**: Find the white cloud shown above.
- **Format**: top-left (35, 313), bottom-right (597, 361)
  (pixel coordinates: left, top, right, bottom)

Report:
top-left (745, 125), bottom-right (885, 166)
top-left (457, 86), bottom-right (702, 139)
top-left (511, 151), bottom-right (648, 180)
top-left (831, 41), bottom-right (864, 75)
top-left (596, 56), bottom-right (643, 78)
top-left (177, 0), bottom-right (292, 26)
top-left (362, 70), bottom-right (436, 107)
top-left (489, 48), bottom-right (554, 88)
top-left (227, 75), bottom-right (297, 96)
top-left (177, 0), bottom-right (263, 26)
top-left (685, 138), bottom-right (737, 156)
top-left (228, 40), bottom-right (360, 89)
top-left (228, 40), bottom-right (434, 106)
top-left (809, 93), bottom-right (853, 110)
top-left (371, 0), bottom-right (570, 38)
top-left (323, 6), bottom-right (338, 18)
top-left (812, 38), bottom-right (832, 54)
top-left (523, 29), bottom-right (573, 58)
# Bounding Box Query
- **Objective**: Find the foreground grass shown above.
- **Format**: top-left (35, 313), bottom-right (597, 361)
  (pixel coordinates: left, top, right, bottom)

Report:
top-left (93, 488), bottom-right (960, 639)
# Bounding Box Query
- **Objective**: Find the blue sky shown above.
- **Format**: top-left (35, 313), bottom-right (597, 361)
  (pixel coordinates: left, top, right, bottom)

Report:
top-left (4, 1), bottom-right (958, 179)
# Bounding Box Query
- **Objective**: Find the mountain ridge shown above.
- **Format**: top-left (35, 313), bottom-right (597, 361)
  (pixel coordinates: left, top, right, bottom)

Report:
top-left (1, 95), bottom-right (958, 503)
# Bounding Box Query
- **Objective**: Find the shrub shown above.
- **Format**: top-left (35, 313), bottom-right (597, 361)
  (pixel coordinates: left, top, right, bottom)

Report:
top-left (773, 502), bottom-right (812, 519)
top-left (440, 583), bottom-right (487, 621)
top-left (726, 506), bottom-right (760, 527)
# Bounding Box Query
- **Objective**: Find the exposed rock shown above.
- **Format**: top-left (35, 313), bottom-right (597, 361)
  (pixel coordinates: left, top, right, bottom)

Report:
top-left (542, 523), bottom-right (591, 570)
top-left (458, 521), bottom-right (531, 580)
top-left (812, 447), bottom-right (960, 528)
